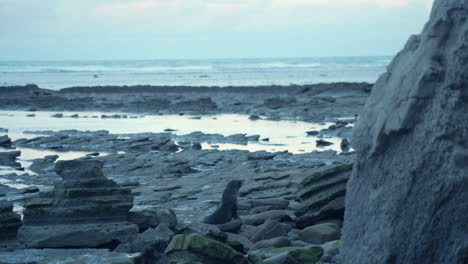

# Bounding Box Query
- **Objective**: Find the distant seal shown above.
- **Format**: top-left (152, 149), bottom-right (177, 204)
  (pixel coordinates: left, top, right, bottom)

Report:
top-left (203, 180), bottom-right (243, 225)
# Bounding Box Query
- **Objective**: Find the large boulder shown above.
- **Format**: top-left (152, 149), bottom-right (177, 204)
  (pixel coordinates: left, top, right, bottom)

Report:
top-left (340, 1), bottom-right (468, 263)
top-left (17, 159), bottom-right (138, 248)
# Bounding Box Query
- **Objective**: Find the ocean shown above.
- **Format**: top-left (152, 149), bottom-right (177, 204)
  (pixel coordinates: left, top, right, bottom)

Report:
top-left (0, 56), bottom-right (390, 90)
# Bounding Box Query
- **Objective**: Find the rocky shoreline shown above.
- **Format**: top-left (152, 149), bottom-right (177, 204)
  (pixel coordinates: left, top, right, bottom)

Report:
top-left (0, 82), bottom-right (360, 263)
top-left (0, 82), bottom-right (371, 122)
top-left (0, 127), bottom-right (354, 263)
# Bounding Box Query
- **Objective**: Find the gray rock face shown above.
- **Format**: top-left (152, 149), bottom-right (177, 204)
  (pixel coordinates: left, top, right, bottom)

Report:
top-left (341, 1), bottom-right (468, 263)
top-left (17, 159), bottom-right (138, 248)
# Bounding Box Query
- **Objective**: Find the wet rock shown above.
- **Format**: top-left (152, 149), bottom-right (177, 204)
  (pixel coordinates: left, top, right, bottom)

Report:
top-left (19, 186), bottom-right (40, 194)
top-left (341, 1), bottom-right (468, 263)
top-left (292, 222), bottom-right (341, 245)
top-left (262, 246), bottom-right (323, 264)
top-left (216, 219), bottom-right (243, 233)
top-left (226, 232), bottom-right (254, 252)
top-left (296, 196), bottom-right (345, 229)
top-left (129, 225), bottom-right (174, 253)
top-left (264, 97), bottom-right (297, 109)
top-left (0, 135), bottom-right (12, 147)
top-left (253, 236), bottom-right (291, 250)
top-left (29, 155), bottom-right (58, 174)
top-left (247, 150), bottom-right (278, 160)
top-left (51, 113), bottom-right (63, 118)
top-left (246, 135), bottom-right (260, 141)
top-left (121, 180), bottom-right (140, 187)
top-left (294, 163), bottom-right (352, 228)
top-left (0, 201), bottom-right (21, 240)
top-left (249, 219), bottom-right (293, 243)
top-left (164, 233), bottom-right (247, 264)
top-left (320, 240), bottom-right (341, 263)
top-left (0, 151), bottom-right (21, 168)
top-left (249, 114), bottom-right (261, 120)
top-left (306, 130), bottom-right (319, 136)
top-left (0, 249), bottom-right (139, 264)
top-left (243, 210), bottom-right (294, 226)
top-left (192, 142), bottom-right (202, 150)
top-left (318, 96), bottom-right (336, 103)
top-left (128, 207), bottom-right (177, 232)
top-left (172, 97), bottom-right (218, 113)
top-left (316, 139), bottom-right (333, 147)
top-left (17, 159), bottom-right (138, 248)
top-left (250, 245), bottom-right (323, 264)
top-left (340, 138), bottom-right (350, 152)
top-left (0, 128), bottom-right (8, 133)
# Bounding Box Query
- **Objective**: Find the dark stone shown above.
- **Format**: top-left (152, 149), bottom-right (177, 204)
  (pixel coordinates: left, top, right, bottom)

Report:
top-left (340, 1), bottom-right (468, 263)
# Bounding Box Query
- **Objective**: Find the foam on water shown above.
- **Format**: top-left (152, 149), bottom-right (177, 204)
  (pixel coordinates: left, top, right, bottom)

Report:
top-left (0, 56), bottom-right (389, 89)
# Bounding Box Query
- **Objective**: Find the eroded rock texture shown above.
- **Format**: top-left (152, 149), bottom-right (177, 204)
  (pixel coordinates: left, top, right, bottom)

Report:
top-left (340, 1), bottom-right (468, 263)
top-left (17, 159), bottom-right (138, 248)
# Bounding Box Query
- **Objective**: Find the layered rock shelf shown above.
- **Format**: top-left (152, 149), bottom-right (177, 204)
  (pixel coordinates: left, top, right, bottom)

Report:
top-left (295, 163), bottom-right (352, 229)
top-left (17, 159), bottom-right (138, 248)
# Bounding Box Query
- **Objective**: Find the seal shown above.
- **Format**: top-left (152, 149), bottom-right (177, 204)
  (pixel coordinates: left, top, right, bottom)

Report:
top-left (203, 180), bottom-right (243, 225)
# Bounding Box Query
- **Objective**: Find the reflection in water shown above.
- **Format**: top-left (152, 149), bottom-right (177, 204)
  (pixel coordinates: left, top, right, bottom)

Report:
top-left (0, 110), bottom-right (346, 154)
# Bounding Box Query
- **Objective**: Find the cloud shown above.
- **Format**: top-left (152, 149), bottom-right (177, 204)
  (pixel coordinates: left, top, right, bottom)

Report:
top-left (271, 0), bottom-right (433, 8)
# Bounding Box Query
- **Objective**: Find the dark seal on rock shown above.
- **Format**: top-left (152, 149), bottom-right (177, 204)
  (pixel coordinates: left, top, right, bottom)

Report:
top-left (204, 180), bottom-right (243, 225)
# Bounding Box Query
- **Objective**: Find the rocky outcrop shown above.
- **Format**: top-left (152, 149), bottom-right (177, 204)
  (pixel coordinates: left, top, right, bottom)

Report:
top-left (294, 163), bottom-right (352, 228)
top-left (0, 202), bottom-right (21, 240)
top-left (0, 151), bottom-right (21, 168)
top-left (341, 1), bottom-right (468, 263)
top-left (17, 159), bottom-right (138, 248)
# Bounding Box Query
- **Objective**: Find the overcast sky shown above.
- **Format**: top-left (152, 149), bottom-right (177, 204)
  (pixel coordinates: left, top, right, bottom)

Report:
top-left (0, 0), bottom-right (433, 60)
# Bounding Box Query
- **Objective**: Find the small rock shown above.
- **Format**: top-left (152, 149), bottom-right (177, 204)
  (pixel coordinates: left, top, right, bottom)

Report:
top-left (316, 139), bottom-right (333, 147)
top-left (192, 142), bottom-right (202, 150)
top-left (51, 113), bottom-right (63, 118)
top-left (0, 135), bottom-right (12, 147)
top-left (249, 115), bottom-right (261, 121)
top-left (340, 138), bottom-right (350, 152)
top-left (19, 186), bottom-right (40, 194)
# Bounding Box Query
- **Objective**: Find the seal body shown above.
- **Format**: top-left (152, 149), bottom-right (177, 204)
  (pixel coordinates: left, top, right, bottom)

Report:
top-left (203, 180), bottom-right (243, 224)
